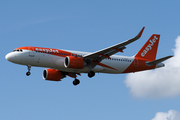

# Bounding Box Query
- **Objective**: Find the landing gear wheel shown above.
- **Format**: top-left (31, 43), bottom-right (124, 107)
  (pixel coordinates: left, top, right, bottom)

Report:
top-left (26, 71), bottom-right (31, 76)
top-left (88, 71), bottom-right (95, 78)
top-left (26, 65), bottom-right (31, 76)
top-left (73, 79), bottom-right (80, 86)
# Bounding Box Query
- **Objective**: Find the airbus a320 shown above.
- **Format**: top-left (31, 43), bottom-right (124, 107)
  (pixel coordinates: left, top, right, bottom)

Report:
top-left (5, 27), bottom-right (173, 86)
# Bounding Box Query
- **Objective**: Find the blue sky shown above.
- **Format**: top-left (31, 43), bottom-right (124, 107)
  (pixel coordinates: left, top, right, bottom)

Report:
top-left (1, 1), bottom-right (180, 120)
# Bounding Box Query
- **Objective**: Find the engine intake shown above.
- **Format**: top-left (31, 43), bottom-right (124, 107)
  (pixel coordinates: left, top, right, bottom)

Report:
top-left (64, 56), bottom-right (86, 69)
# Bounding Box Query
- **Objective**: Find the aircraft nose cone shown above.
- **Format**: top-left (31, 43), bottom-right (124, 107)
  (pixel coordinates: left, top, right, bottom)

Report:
top-left (5, 53), bottom-right (14, 62)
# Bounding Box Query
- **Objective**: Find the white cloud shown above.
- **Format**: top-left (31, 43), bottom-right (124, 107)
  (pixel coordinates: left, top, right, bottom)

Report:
top-left (124, 36), bottom-right (180, 98)
top-left (152, 110), bottom-right (180, 120)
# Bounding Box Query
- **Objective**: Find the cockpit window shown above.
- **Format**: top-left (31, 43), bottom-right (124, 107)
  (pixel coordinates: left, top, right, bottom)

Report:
top-left (13, 49), bottom-right (23, 52)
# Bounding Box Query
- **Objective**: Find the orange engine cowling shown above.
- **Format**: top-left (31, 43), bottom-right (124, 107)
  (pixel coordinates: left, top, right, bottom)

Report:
top-left (43, 69), bottom-right (64, 81)
top-left (64, 56), bottom-right (86, 69)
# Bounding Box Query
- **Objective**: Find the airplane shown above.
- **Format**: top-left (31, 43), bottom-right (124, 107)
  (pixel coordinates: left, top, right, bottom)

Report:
top-left (5, 27), bottom-right (173, 86)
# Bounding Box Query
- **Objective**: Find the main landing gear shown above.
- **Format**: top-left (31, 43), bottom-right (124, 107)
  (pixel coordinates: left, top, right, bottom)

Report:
top-left (88, 71), bottom-right (95, 78)
top-left (26, 65), bottom-right (31, 76)
top-left (72, 71), bottom-right (95, 86)
top-left (73, 79), bottom-right (80, 86)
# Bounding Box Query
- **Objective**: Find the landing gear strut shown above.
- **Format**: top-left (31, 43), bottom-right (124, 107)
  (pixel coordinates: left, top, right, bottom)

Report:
top-left (88, 71), bottom-right (95, 78)
top-left (73, 79), bottom-right (80, 86)
top-left (26, 65), bottom-right (31, 76)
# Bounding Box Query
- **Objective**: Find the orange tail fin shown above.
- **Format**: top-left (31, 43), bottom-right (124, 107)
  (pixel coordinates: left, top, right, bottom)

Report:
top-left (135, 34), bottom-right (160, 60)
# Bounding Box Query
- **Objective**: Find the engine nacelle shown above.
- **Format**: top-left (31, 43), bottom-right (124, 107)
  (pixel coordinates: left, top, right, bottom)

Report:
top-left (64, 56), bottom-right (86, 69)
top-left (43, 69), bottom-right (64, 81)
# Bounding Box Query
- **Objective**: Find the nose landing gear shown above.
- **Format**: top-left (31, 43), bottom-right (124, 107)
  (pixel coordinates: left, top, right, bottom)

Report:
top-left (26, 65), bottom-right (31, 76)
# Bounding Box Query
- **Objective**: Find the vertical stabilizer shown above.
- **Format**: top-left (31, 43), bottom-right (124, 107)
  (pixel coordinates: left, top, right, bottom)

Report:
top-left (135, 34), bottom-right (160, 60)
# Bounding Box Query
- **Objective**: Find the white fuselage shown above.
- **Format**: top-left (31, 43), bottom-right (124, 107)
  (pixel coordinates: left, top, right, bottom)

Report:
top-left (6, 49), bottom-right (134, 74)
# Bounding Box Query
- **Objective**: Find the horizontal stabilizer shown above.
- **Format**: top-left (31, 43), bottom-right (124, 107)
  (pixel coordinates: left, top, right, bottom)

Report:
top-left (146, 55), bottom-right (173, 66)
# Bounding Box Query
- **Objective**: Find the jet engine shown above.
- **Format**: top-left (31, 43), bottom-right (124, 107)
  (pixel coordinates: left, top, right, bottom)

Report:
top-left (43, 69), bottom-right (65, 81)
top-left (64, 56), bottom-right (86, 69)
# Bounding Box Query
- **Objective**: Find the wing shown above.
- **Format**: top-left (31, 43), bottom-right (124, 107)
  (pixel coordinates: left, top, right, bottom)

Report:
top-left (83, 27), bottom-right (145, 69)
